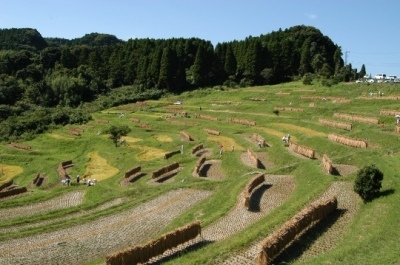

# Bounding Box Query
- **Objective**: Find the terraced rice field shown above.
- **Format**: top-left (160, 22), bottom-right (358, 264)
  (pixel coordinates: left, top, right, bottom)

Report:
top-left (0, 189), bottom-right (212, 265)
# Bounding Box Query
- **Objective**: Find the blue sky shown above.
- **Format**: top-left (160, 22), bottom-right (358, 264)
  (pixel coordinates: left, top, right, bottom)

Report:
top-left (1, 0), bottom-right (399, 77)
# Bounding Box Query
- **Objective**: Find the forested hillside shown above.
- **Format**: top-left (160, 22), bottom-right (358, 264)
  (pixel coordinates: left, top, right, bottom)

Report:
top-left (0, 25), bottom-right (357, 141)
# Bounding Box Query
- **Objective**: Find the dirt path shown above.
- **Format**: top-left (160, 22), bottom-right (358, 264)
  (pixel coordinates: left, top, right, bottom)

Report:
top-left (218, 181), bottom-right (360, 264)
top-left (0, 189), bottom-right (212, 265)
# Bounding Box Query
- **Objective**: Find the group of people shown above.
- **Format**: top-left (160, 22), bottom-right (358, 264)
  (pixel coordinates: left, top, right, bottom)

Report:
top-left (62, 175), bottom-right (96, 187)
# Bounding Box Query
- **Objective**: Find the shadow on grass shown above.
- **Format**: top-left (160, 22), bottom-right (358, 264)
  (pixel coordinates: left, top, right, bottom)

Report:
top-left (272, 208), bottom-right (345, 264)
top-left (199, 163), bottom-right (212, 177)
top-left (147, 239), bottom-right (213, 265)
top-left (379, 188), bottom-right (395, 198)
top-left (248, 184), bottom-right (272, 212)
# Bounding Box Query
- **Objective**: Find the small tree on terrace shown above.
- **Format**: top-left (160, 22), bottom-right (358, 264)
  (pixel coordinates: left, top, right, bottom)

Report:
top-left (106, 125), bottom-right (131, 147)
top-left (354, 164), bottom-right (384, 203)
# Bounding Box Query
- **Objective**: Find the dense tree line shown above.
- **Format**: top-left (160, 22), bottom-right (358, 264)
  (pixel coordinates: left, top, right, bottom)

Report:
top-left (0, 25), bottom-right (361, 141)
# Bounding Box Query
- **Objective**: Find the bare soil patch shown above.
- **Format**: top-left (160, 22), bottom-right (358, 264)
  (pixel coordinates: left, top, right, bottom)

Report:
top-left (240, 151), bottom-right (276, 170)
top-left (198, 160), bottom-right (225, 180)
top-left (332, 163), bottom-right (359, 176)
top-left (0, 190), bottom-right (85, 221)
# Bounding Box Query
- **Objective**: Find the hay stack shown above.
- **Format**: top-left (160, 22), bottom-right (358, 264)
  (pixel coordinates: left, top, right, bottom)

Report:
top-left (319, 118), bottom-right (352, 131)
top-left (105, 221), bottom-right (201, 265)
top-left (243, 173), bottom-right (265, 208)
top-left (164, 150), bottom-right (181, 159)
top-left (204, 128), bottom-right (220, 136)
top-left (322, 154), bottom-right (333, 174)
top-left (256, 196), bottom-right (337, 265)
top-left (191, 143), bottom-right (204, 155)
top-left (289, 142), bottom-right (315, 159)
top-left (328, 133), bottom-right (367, 148)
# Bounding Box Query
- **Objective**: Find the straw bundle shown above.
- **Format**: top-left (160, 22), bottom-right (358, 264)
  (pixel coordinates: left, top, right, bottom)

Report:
top-left (194, 155), bottom-right (207, 174)
top-left (106, 221), bottom-right (201, 265)
top-left (322, 154), bottom-right (333, 174)
top-left (243, 173), bottom-right (265, 208)
top-left (124, 166), bottom-right (141, 179)
top-left (163, 150), bottom-right (181, 159)
top-left (152, 162), bottom-right (179, 179)
top-left (180, 131), bottom-right (194, 141)
top-left (204, 128), bottom-right (220, 135)
top-left (95, 119), bottom-right (109, 124)
top-left (289, 142), bottom-right (315, 159)
top-left (194, 114), bottom-right (219, 121)
top-left (274, 107), bottom-right (304, 112)
top-left (32, 172), bottom-right (41, 184)
top-left (166, 119), bottom-right (198, 126)
top-left (10, 142), bottom-right (32, 150)
top-left (247, 148), bottom-right (261, 168)
top-left (0, 180), bottom-right (13, 191)
top-left (256, 196), bottom-right (337, 265)
top-left (328, 133), bottom-right (367, 148)
top-left (319, 118), bottom-right (352, 131)
top-left (333, 113), bottom-right (379, 124)
top-left (0, 186), bottom-right (28, 198)
top-left (191, 143), bottom-right (204, 155)
top-left (380, 109), bottom-right (400, 116)
top-left (228, 117), bottom-right (256, 126)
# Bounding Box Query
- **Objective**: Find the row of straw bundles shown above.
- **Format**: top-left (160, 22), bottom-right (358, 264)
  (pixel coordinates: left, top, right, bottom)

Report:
top-left (289, 141), bottom-right (315, 159)
top-left (300, 96), bottom-right (347, 101)
top-left (194, 114), bottom-right (220, 121)
top-left (191, 143), bottom-right (204, 154)
top-left (180, 130), bottom-right (194, 141)
top-left (0, 186), bottom-right (28, 198)
top-left (106, 221), bottom-right (201, 265)
top-left (152, 162), bottom-right (179, 179)
top-left (164, 150), bottom-right (181, 159)
top-left (247, 149), bottom-right (261, 168)
top-left (61, 160), bottom-right (74, 168)
top-left (166, 119), bottom-right (198, 126)
top-left (243, 174), bottom-right (265, 208)
top-left (257, 196), bottom-right (337, 265)
top-left (0, 180), bottom-right (13, 191)
top-left (274, 107), bottom-right (304, 112)
top-left (328, 133), bottom-right (367, 148)
top-left (379, 109), bottom-right (400, 116)
top-left (194, 155), bottom-right (207, 174)
top-left (124, 166), bottom-right (141, 178)
top-left (322, 154), bottom-right (333, 174)
top-left (204, 128), bottom-right (220, 135)
top-left (32, 172), bottom-right (41, 184)
top-left (319, 118), bottom-right (352, 131)
top-left (252, 133), bottom-right (266, 146)
top-left (95, 119), bottom-right (109, 124)
top-left (10, 142), bottom-right (32, 150)
top-left (333, 113), bottom-right (379, 124)
top-left (227, 117), bottom-right (256, 126)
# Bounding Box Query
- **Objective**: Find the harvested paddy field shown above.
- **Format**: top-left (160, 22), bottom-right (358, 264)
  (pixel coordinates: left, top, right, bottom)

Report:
top-left (0, 189), bottom-right (212, 265)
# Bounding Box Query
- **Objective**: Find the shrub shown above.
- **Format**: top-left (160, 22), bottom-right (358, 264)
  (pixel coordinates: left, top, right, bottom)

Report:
top-left (354, 164), bottom-right (384, 203)
top-left (302, 73), bottom-right (313, 85)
